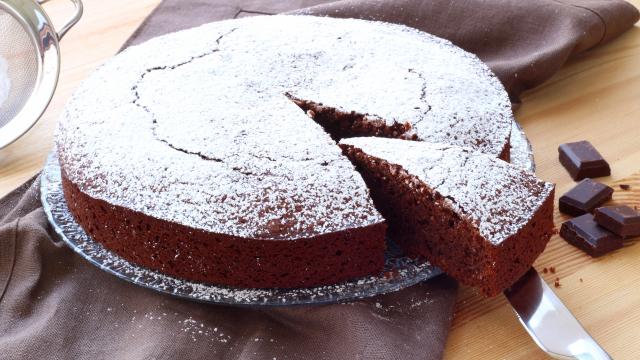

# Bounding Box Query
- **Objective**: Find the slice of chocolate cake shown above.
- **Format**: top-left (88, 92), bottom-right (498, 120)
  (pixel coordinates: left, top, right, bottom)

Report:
top-left (340, 138), bottom-right (555, 296)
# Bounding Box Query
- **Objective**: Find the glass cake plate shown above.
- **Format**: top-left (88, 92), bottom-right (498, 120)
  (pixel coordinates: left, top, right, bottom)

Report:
top-left (41, 120), bottom-right (534, 306)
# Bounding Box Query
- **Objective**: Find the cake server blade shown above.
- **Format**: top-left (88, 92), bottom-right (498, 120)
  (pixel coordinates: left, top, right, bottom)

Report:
top-left (504, 268), bottom-right (612, 360)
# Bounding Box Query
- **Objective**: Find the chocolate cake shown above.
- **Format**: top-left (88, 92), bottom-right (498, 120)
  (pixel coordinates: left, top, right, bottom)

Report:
top-left (340, 138), bottom-right (555, 296)
top-left (56, 15), bottom-right (516, 289)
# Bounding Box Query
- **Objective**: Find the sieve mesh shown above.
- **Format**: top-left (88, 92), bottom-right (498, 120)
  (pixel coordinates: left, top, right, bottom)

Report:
top-left (0, 8), bottom-right (38, 129)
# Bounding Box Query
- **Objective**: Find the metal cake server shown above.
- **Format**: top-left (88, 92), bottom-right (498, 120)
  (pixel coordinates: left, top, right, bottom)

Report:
top-left (504, 268), bottom-right (612, 360)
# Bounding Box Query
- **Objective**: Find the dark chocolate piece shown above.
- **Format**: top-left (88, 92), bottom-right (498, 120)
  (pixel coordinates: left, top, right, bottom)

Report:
top-left (558, 141), bottom-right (610, 180)
top-left (619, 184), bottom-right (631, 190)
top-left (594, 205), bottom-right (640, 239)
top-left (560, 214), bottom-right (623, 257)
top-left (558, 179), bottom-right (613, 216)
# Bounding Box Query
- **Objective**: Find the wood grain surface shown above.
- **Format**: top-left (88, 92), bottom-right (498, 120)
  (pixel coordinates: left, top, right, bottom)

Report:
top-left (1, 1), bottom-right (639, 358)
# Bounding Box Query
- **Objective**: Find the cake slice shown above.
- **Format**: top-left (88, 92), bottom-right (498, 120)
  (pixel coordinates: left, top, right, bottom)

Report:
top-left (340, 137), bottom-right (555, 296)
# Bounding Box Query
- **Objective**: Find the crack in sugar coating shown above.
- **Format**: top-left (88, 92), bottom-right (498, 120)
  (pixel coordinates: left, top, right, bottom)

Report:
top-left (340, 138), bottom-right (554, 245)
top-left (131, 28), bottom-right (239, 163)
top-left (57, 15), bottom-right (513, 240)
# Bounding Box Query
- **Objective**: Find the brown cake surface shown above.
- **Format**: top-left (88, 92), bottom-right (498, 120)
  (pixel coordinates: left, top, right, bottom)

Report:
top-left (56, 15), bottom-right (515, 289)
top-left (61, 175), bottom-right (386, 288)
top-left (340, 138), bottom-right (555, 296)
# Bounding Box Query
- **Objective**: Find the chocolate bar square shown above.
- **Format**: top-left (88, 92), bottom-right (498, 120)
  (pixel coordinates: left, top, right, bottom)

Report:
top-left (594, 205), bottom-right (640, 239)
top-left (559, 179), bottom-right (613, 216)
top-left (560, 214), bottom-right (623, 257)
top-left (558, 141), bottom-right (610, 180)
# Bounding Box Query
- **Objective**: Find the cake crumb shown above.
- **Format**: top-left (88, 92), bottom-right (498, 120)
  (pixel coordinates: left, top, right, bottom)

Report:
top-left (579, 278), bottom-right (583, 283)
top-left (554, 277), bottom-right (561, 288)
top-left (619, 184), bottom-right (631, 190)
top-left (542, 267), bottom-right (548, 274)
top-left (549, 266), bottom-right (556, 274)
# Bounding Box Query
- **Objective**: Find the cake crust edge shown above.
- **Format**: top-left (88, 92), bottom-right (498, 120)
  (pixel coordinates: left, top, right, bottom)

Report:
top-left (61, 172), bottom-right (387, 289)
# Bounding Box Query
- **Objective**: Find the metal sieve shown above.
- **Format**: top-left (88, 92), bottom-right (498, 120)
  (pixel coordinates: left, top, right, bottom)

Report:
top-left (0, 0), bottom-right (82, 149)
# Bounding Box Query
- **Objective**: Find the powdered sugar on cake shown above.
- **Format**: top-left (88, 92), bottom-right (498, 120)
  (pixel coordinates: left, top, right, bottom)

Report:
top-left (341, 138), bottom-right (554, 245)
top-left (56, 15), bottom-right (513, 239)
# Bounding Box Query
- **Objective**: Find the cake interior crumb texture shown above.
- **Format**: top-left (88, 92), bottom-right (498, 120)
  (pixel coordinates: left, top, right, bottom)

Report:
top-left (56, 15), bottom-right (530, 292)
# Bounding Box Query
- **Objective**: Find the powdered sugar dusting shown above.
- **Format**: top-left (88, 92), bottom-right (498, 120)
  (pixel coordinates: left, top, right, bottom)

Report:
top-left (56, 15), bottom-right (511, 240)
top-left (41, 151), bottom-right (440, 305)
top-left (180, 317), bottom-right (231, 343)
top-left (340, 138), bottom-right (554, 245)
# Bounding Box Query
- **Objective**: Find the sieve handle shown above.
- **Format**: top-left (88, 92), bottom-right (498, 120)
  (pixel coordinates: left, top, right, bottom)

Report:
top-left (37, 0), bottom-right (83, 40)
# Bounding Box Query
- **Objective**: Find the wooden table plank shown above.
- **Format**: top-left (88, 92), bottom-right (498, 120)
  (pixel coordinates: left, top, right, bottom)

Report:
top-left (1, 1), bottom-right (639, 358)
top-left (446, 175), bottom-right (640, 359)
top-left (445, 2), bottom-right (640, 356)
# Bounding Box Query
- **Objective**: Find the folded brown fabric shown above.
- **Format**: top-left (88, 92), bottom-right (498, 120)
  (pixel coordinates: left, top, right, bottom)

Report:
top-left (124, 0), bottom-right (639, 100)
top-left (1, 1), bottom-right (638, 359)
top-left (1, 177), bottom-right (458, 359)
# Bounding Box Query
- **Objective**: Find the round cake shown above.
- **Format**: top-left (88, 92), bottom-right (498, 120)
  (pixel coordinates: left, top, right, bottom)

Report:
top-left (56, 15), bottom-right (514, 289)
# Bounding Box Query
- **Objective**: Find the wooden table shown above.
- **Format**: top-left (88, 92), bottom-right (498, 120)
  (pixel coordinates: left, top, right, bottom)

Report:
top-left (1, 1), bottom-right (639, 358)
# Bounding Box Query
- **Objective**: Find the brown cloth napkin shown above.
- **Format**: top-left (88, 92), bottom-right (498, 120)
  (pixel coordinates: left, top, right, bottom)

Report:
top-left (0, 177), bottom-right (457, 359)
top-left (124, 0), bottom-right (640, 100)
top-left (1, 1), bottom-right (638, 359)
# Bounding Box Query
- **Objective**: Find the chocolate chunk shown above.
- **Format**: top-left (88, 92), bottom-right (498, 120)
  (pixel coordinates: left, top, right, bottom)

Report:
top-left (558, 141), bottom-right (610, 180)
top-left (619, 184), bottom-right (631, 190)
top-left (560, 214), bottom-right (623, 257)
top-left (558, 179), bottom-right (613, 216)
top-left (594, 205), bottom-right (640, 239)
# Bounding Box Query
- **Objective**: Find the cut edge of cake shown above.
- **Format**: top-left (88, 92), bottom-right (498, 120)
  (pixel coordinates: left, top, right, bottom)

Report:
top-left (286, 94), bottom-right (511, 162)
